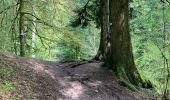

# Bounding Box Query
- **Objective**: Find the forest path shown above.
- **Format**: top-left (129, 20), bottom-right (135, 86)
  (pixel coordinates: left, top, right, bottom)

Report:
top-left (39, 60), bottom-right (146, 100)
top-left (0, 52), bottom-right (152, 100)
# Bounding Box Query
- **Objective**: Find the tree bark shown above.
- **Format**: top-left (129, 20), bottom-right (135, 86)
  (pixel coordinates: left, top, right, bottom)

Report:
top-left (32, 0), bottom-right (36, 58)
top-left (105, 0), bottom-right (144, 88)
top-left (94, 0), bottom-right (110, 61)
top-left (19, 0), bottom-right (25, 56)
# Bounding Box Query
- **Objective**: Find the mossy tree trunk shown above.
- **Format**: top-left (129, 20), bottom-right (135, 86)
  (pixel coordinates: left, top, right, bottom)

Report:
top-left (105, 0), bottom-right (144, 88)
top-left (19, 0), bottom-right (25, 56)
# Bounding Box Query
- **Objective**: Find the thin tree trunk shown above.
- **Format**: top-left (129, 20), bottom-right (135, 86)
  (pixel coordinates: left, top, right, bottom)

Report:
top-left (19, 0), bottom-right (25, 56)
top-left (93, 0), bottom-right (110, 61)
top-left (32, 0), bottom-right (36, 58)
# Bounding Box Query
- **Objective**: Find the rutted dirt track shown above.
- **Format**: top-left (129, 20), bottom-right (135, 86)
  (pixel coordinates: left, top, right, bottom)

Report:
top-left (0, 52), bottom-right (155, 100)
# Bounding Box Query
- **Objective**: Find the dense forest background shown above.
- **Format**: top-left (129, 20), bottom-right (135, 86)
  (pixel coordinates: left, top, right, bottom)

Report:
top-left (0, 0), bottom-right (169, 98)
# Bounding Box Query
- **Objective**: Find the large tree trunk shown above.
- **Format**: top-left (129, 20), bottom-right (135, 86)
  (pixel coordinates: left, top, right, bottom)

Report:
top-left (94, 0), bottom-right (110, 61)
top-left (19, 0), bottom-right (25, 56)
top-left (105, 0), bottom-right (144, 89)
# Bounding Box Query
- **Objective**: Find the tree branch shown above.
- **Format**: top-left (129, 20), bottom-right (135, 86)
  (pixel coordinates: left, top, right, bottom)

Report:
top-left (0, 4), bottom-right (18, 15)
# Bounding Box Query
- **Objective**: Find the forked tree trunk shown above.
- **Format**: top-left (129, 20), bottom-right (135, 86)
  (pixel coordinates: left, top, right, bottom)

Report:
top-left (105, 0), bottom-right (145, 89)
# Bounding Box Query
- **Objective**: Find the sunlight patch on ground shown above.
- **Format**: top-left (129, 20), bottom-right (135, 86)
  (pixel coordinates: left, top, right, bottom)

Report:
top-left (27, 59), bottom-right (56, 79)
top-left (60, 81), bottom-right (84, 99)
top-left (87, 80), bottom-right (102, 87)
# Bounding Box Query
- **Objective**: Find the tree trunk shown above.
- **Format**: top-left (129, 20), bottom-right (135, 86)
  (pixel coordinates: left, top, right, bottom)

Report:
top-left (32, 0), bottom-right (36, 58)
top-left (19, 0), bottom-right (25, 56)
top-left (94, 0), bottom-right (110, 61)
top-left (105, 0), bottom-right (144, 89)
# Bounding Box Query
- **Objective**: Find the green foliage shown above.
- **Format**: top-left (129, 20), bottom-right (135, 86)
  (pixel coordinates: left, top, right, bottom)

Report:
top-left (0, 67), bottom-right (13, 80)
top-left (0, 0), bottom-right (100, 60)
top-left (0, 65), bottom-right (15, 91)
top-left (0, 0), bottom-right (169, 98)
top-left (0, 81), bottom-right (16, 91)
top-left (130, 0), bottom-right (170, 95)
top-left (70, 0), bottom-right (99, 28)
top-left (56, 24), bottom-right (100, 60)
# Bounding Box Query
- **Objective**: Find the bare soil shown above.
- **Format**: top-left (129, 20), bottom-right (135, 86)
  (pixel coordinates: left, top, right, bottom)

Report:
top-left (0, 52), bottom-right (156, 100)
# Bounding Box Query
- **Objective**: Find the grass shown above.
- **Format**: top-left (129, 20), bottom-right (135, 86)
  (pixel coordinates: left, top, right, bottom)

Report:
top-left (0, 65), bottom-right (16, 98)
top-left (0, 67), bottom-right (13, 80)
top-left (0, 81), bottom-right (16, 91)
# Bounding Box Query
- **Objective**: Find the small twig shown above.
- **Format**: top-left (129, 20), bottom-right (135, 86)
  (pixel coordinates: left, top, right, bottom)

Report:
top-left (165, 0), bottom-right (170, 4)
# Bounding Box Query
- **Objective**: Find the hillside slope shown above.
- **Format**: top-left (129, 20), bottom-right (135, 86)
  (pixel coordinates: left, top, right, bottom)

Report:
top-left (0, 52), bottom-right (155, 100)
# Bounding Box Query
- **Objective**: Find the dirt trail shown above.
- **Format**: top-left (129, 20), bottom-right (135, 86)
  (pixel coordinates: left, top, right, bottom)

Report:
top-left (37, 61), bottom-right (149, 100)
top-left (0, 52), bottom-right (155, 100)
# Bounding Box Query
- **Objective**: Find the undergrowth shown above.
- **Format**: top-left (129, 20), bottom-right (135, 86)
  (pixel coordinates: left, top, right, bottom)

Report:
top-left (0, 60), bottom-right (16, 98)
